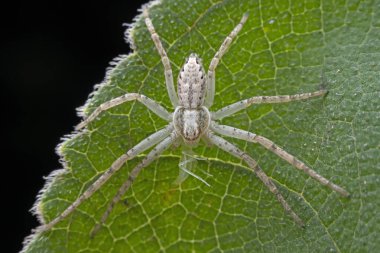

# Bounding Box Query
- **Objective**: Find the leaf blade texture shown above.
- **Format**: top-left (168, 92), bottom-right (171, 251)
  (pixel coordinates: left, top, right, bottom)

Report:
top-left (23, 0), bottom-right (380, 252)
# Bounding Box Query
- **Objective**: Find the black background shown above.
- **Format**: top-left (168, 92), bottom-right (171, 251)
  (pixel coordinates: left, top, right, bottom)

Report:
top-left (1, 0), bottom-right (147, 251)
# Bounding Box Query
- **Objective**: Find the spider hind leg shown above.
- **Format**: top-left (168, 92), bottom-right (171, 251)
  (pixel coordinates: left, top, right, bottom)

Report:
top-left (206, 132), bottom-right (305, 227)
top-left (91, 132), bottom-right (178, 237)
top-left (210, 122), bottom-right (350, 197)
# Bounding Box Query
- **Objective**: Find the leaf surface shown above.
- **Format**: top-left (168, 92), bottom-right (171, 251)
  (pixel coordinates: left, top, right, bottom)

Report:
top-left (23, 0), bottom-right (380, 252)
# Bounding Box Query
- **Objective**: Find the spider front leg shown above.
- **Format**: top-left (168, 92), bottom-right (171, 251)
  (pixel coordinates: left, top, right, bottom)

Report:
top-left (204, 13), bottom-right (249, 108)
top-left (213, 90), bottom-right (327, 120)
top-left (36, 124), bottom-right (174, 233)
top-left (91, 132), bottom-right (178, 237)
top-left (210, 122), bottom-right (349, 197)
top-left (205, 132), bottom-right (305, 227)
top-left (76, 93), bottom-right (171, 130)
top-left (143, 9), bottom-right (178, 107)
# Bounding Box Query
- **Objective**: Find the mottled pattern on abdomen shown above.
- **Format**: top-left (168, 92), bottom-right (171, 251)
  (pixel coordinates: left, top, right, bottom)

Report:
top-left (177, 54), bottom-right (206, 109)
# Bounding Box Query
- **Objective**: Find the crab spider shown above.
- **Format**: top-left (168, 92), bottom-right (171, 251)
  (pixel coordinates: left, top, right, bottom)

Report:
top-left (37, 10), bottom-right (349, 236)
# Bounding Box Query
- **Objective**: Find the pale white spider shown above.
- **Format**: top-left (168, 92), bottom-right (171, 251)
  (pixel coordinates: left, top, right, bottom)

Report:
top-left (38, 10), bottom-right (349, 236)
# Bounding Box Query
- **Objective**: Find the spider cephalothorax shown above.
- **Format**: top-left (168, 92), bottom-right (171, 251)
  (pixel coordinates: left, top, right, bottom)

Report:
top-left (37, 8), bottom-right (349, 237)
top-left (173, 106), bottom-right (210, 145)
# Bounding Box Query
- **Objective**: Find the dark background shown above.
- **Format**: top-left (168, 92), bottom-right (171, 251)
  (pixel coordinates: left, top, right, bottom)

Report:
top-left (1, 0), bottom-right (147, 251)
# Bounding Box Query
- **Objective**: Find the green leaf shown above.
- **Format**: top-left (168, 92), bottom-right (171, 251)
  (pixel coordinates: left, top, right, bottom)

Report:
top-left (23, 0), bottom-right (379, 252)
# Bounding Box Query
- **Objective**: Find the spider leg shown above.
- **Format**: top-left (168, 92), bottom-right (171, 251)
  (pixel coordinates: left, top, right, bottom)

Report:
top-left (210, 122), bottom-right (349, 197)
top-left (213, 90), bottom-right (327, 120)
top-left (76, 93), bottom-right (171, 130)
top-left (204, 13), bottom-right (249, 108)
top-left (36, 124), bottom-right (174, 233)
top-left (205, 131), bottom-right (305, 227)
top-left (143, 9), bottom-right (178, 107)
top-left (91, 132), bottom-right (178, 237)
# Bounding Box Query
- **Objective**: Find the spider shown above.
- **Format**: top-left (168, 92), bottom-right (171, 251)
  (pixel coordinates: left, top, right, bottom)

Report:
top-left (37, 9), bottom-right (349, 236)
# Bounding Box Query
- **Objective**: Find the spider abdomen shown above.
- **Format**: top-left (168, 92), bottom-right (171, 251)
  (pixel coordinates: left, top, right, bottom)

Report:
top-left (173, 106), bottom-right (210, 144)
top-left (177, 53), bottom-right (206, 109)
